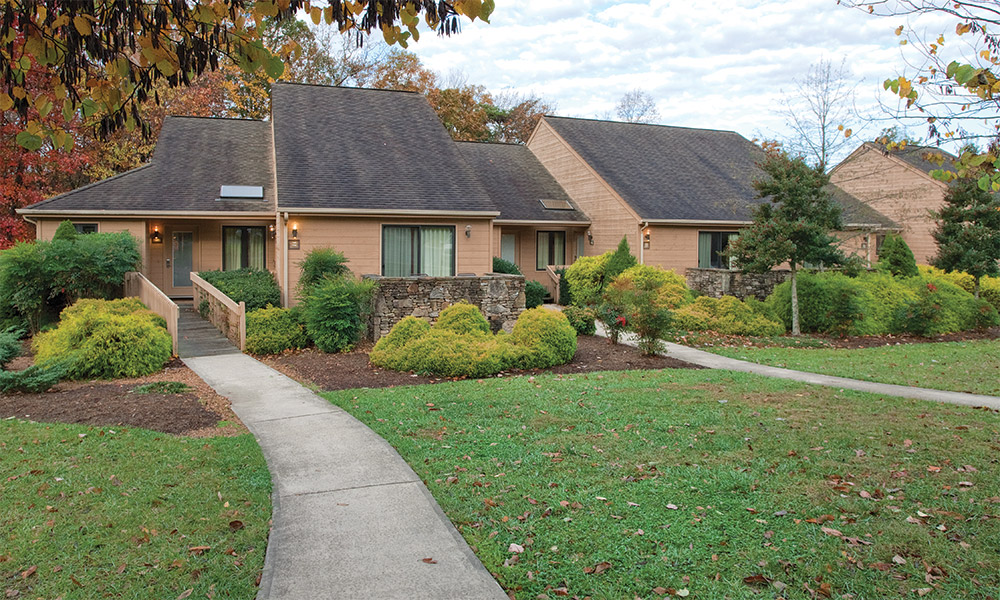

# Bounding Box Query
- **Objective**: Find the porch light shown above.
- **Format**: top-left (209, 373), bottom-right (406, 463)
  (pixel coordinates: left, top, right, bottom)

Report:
top-left (643, 227), bottom-right (651, 249)
top-left (465, 225), bottom-right (472, 238)
top-left (587, 229), bottom-right (594, 245)
top-left (291, 223), bottom-right (298, 238)
top-left (268, 224), bottom-right (276, 238)
top-left (150, 226), bottom-right (163, 244)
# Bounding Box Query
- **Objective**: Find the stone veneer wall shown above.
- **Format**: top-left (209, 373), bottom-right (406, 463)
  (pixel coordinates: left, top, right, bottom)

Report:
top-left (685, 268), bottom-right (792, 300)
top-left (365, 273), bottom-right (526, 340)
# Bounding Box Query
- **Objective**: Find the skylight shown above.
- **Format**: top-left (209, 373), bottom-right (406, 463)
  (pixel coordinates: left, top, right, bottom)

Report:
top-left (539, 198), bottom-right (574, 210)
top-left (218, 185), bottom-right (264, 200)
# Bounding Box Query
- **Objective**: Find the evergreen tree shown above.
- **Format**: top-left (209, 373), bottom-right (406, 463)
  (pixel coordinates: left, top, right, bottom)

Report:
top-left (726, 153), bottom-right (844, 335)
top-left (932, 179), bottom-right (1000, 298)
top-left (604, 237), bottom-right (638, 282)
top-left (876, 233), bottom-right (918, 277)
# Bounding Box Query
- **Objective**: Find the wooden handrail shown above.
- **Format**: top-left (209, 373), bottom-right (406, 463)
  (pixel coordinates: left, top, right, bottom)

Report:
top-left (190, 272), bottom-right (246, 352)
top-left (124, 271), bottom-right (180, 355)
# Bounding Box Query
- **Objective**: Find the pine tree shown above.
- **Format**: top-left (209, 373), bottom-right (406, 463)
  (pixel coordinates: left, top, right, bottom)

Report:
top-left (932, 179), bottom-right (1000, 298)
top-left (604, 237), bottom-right (637, 282)
top-left (876, 233), bottom-right (918, 277)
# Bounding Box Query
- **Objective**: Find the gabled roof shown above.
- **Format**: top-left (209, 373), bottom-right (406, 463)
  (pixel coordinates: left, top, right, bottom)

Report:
top-left (868, 142), bottom-right (958, 177)
top-left (271, 83), bottom-right (496, 214)
top-left (456, 142), bottom-right (589, 223)
top-left (825, 185), bottom-right (899, 229)
top-left (23, 116), bottom-right (275, 214)
top-left (541, 115), bottom-right (768, 222)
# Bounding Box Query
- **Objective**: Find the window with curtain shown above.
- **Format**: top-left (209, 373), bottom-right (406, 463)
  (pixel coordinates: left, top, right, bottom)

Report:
top-left (223, 226), bottom-right (266, 271)
top-left (73, 223), bottom-right (98, 234)
top-left (697, 231), bottom-right (739, 269)
top-left (382, 225), bottom-right (455, 277)
top-left (536, 231), bottom-right (565, 271)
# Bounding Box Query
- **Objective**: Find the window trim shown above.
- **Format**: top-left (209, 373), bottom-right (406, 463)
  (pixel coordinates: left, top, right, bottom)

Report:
top-left (380, 224), bottom-right (457, 277)
top-left (698, 231), bottom-right (739, 270)
top-left (222, 225), bottom-right (267, 271)
top-left (73, 223), bottom-right (98, 234)
top-left (536, 230), bottom-right (566, 271)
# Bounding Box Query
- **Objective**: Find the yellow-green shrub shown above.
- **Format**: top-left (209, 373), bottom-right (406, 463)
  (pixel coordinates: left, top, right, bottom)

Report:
top-left (614, 265), bottom-right (692, 309)
top-left (562, 306), bottom-right (597, 336)
top-left (564, 252), bottom-right (611, 306)
top-left (33, 298), bottom-right (171, 379)
top-left (672, 296), bottom-right (785, 336)
top-left (402, 330), bottom-right (505, 378)
top-left (918, 265), bottom-right (975, 293)
top-left (246, 306), bottom-right (309, 355)
top-left (435, 301), bottom-right (490, 335)
top-left (511, 307), bottom-right (577, 368)
top-left (982, 276), bottom-right (1000, 312)
top-left (369, 316), bottom-right (431, 366)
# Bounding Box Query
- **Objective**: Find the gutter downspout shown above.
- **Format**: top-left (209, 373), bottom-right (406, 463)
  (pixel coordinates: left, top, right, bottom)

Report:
top-left (639, 221), bottom-right (646, 265)
top-left (21, 215), bottom-right (39, 239)
top-left (282, 212), bottom-right (289, 307)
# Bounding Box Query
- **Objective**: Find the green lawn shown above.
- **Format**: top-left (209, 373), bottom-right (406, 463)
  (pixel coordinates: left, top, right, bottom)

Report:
top-left (1, 421), bottom-right (271, 599)
top-left (708, 340), bottom-right (1000, 396)
top-left (323, 369), bottom-right (1000, 599)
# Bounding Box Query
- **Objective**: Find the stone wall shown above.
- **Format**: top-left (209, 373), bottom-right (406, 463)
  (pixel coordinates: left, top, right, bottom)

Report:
top-left (365, 273), bottom-right (526, 340)
top-left (685, 268), bottom-right (792, 300)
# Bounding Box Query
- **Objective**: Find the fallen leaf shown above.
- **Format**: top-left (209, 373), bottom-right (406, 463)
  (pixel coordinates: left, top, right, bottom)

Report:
top-left (821, 526), bottom-right (843, 537)
top-left (892, 555), bottom-right (907, 565)
top-left (176, 590), bottom-right (193, 600)
top-left (652, 587), bottom-right (669, 596)
top-left (675, 589), bottom-right (690, 597)
top-left (421, 558), bottom-right (437, 564)
top-left (552, 587), bottom-right (569, 596)
top-left (508, 543), bottom-right (524, 554)
top-left (228, 520), bottom-right (244, 532)
top-left (20, 566), bottom-right (36, 579)
top-left (743, 574), bottom-right (772, 586)
top-left (665, 504), bottom-right (678, 510)
top-left (188, 546), bottom-right (210, 555)
top-left (914, 588), bottom-right (932, 596)
top-left (583, 561), bottom-right (611, 575)
top-left (927, 466), bottom-right (942, 473)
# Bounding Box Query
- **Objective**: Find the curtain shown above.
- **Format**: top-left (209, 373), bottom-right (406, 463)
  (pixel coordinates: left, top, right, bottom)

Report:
top-left (248, 227), bottom-right (265, 270)
top-left (501, 234), bottom-right (516, 263)
top-left (698, 232), bottom-right (712, 268)
top-left (224, 228), bottom-right (243, 271)
top-left (726, 232), bottom-right (739, 269)
top-left (420, 226), bottom-right (454, 276)
top-left (383, 226), bottom-right (413, 277)
top-left (536, 232), bottom-right (550, 271)
top-left (552, 232), bottom-right (565, 266)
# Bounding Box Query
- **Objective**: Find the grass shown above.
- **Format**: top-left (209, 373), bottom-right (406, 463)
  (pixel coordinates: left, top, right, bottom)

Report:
top-left (130, 381), bottom-right (192, 394)
top-left (322, 369), bottom-right (1000, 599)
top-left (0, 420), bottom-right (271, 599)
top-left (708, 340), bottom-right (1000, 396)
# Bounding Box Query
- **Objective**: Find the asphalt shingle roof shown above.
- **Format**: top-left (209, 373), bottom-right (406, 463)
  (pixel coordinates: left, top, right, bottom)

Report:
top-left (270, 83), bottom-right (495, 213)
top-left (825, 185), bottom-right (899, 229)
top-left (870, 142), bottom-right (958, 176)
top-left (24, 117), bottom-right (275, 213)
top-left (456, 142), bottom-right (588, 222)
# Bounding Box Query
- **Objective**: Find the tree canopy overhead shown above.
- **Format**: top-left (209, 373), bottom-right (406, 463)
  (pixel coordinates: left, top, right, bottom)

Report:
top-left (0, 0), bottom-right (494, 149)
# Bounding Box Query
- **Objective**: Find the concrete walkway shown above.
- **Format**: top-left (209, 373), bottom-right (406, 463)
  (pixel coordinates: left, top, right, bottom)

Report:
top-left (595, 324), bottom-right (1000, 410)
top-left (183, 353), bottom-right (506, 600)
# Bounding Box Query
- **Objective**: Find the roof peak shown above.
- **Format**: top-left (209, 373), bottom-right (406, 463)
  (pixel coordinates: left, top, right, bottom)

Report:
top-left (163, 115), bottom-right (265, 124)
top-left (543, 114), bottom-right (742, 137)
top-left (271, 81), bottom-right (421, 96)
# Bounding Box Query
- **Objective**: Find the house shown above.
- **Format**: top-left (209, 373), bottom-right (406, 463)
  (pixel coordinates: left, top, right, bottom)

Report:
top-left (19, 82), bottom-right (896, 304)
top-left (526, 116), bottom-right (898, 273)
top-left (829, 142), bottom-right (957, 264)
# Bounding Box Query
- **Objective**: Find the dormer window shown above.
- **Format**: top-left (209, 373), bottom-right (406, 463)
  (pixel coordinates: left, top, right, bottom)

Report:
top-left (217, 185), bottom-right (264, 201)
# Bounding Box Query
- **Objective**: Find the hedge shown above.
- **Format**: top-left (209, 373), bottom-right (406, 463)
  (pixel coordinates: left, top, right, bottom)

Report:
top-left (245, 305), bottom-right (309, 355)
top-left (199, 269), bottom-right (281, 312)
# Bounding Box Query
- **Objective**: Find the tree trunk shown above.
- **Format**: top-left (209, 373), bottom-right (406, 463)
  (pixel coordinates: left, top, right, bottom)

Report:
top-left (974, 277), bottom-right (980, 299)
top-left (790, 265), bottom-right (801, 336)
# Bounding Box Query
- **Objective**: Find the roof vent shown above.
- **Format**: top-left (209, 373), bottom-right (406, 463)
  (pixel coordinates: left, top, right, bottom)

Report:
top-left (539, 198), bottom-right (574, 210)
top-left (218, 185), bottom-right (264, 200)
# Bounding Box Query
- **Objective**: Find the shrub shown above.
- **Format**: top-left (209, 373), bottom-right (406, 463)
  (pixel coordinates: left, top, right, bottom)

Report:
top-left (603, 272), bottom-right (672, 354)
top-left (0, 327), bottom-right (22, 369)
top-left (511, 307), bottom-right (577, 368)
top-left (918, 265), bottom-right (975, 294)
top-left (562, 306), bottom-right (596, 336)
top-left (897, 278), bottom-right (999, 335)
top-left (982, 275), bottom-right (1000, 312)
top-left (525, 280), bottom-right (547, 309)
top-left (564, 252), bottom-right (611, 306)
top-left (51, 220), bottom-right (78, 242)
top-left (435, 301), bottom-right (491, 335)
top-left (616, 265), bottom-right (692, 309)
top-left (0, 241), bottom-right (54, 333)
top-left (0, 361), bottom-right (68, 393)
top-left (200, 269), bottom-right (281, 312)
top-left (369, 316), bottom-right (431, 366)
top-left (596, 302), bottom-right (629, 345)
top-left (492, 257), bottom-right (521, 275)
top-left (32, 299), bottom-right (171, 380)
top-left (302, 276), bottom-right (376, 353)
top-left (766, 272), bottom-right (879, 336)
top-left (876, 233), bottom-right (918, 277)
top-left (49, 232), bottom-right (141, 302)
top-left (297, 247), bottom-right (351, 297)
top-left (604, 237), bottom-right (638, 282)
top-left (246, 305), bottom-right (310, 355)
top-left (672, 296), bottom-right (785, 336)
top-left (401, 330), bottom-right (506, 378)
top-left (555, 267), bottom-right (573, 306)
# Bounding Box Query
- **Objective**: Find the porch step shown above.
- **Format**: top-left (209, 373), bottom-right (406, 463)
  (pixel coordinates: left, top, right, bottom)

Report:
top-left (176, 307), bottom-right (240, 358)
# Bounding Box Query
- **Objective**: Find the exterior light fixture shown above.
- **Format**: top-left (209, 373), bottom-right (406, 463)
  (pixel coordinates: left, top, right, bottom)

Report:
top-left (268, 224), bottom-right (276, 238)
top-left (291, 223), bottom-right (298, 238)
top-left (643, 228), bottom-right (651, 249)
top-left (587, 229), bottom-right (594, 245)
top-left (150, 226), bottom-right (163, 244)
top-left (465, 225), bottom-right (472, 238)
top-left (288, 223), bottom-right (300, 249)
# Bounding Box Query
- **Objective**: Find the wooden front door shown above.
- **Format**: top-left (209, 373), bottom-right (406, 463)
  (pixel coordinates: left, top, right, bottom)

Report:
top-left (166, 230), bottom-right (196, 297)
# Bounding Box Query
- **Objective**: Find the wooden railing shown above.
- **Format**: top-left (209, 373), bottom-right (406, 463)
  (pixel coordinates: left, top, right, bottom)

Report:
top-left (124, 271), bottom-right (180, 355)
top-left (545, 265), bottom-right (568, 304)
top-left (190, 272), bottom-right (246, 351)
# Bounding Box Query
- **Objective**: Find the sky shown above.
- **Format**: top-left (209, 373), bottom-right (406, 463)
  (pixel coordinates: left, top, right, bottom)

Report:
top-left (403, 0), bottom-right (970, 162)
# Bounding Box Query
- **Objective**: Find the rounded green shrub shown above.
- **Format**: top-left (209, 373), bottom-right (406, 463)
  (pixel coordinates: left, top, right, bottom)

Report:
top-left (51, 220), bottom-right (79, 242)
top-left (981, 275), bottom-right (1000, 312)
top-left (302, 275), bottom-right (376, 353)
top-left (671, 295), bottom-right (784, 336)
top-left (491, 257), bottom-right (521, 275)
top-left (512, 307), bottom-right (577, 368)
top-left (562, 306), bottom-right (597, 336)
top-left (296, 247), bottom-right (351, 297)
top-left (897, 277), bottom-right (999, 335)
top-left (614, 264), bottom-right (692, 309)
top-left (525, 280), bottom-right (548, 309)
top-left (918, 265), bottom-right (975, 293)
top-left (766, 272), bottom-right (878, 336)
top-left (370, 316), bottom-right (431, 366)
top-left (402, 330), bottom-right (505, 378)
top-left (564, 252), bottom-right (611, 306)
top-left (435, 301), bottom-right (490, 335)
top-left (246, 305), bottom-right (310, 355)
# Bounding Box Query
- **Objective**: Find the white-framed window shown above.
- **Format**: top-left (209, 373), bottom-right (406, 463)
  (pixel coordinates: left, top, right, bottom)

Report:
top-left (382, 225), bottom-right (456, 277)
top-left (536, 231), bottom-right (565, 271)
top-left (698, 231), bottom-right (739, 269)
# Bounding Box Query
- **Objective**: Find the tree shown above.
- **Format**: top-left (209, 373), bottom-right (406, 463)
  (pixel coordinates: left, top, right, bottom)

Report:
top-left (615, 89), bottom-right (660, 124)
top-left (484, 91), bottom-right (553, 144)
top-left (843, 1), bottom-right (1000, 189)
top-left (0, 1), bottom-right (493, 148)
top-left (604, 237), bottom-right (637, 282)
top-left (775, 58), bottom-right (858, 168)
top-left (725, 153), bottom-right (845, 335)
top-left (876, 233), bottom-right (919, 277)
top-left (931, 179), bottom-right (1000, 297)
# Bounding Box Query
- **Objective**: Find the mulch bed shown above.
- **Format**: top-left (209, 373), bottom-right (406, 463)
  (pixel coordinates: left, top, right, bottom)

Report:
top-left (262, 335), bottom-right (702, 392)
top-left (1, 356), bottom-right (247, 437)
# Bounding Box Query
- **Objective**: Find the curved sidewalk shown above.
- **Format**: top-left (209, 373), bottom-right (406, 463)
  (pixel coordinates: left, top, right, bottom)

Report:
top-left (595, 325), bottom-right (1000, 409)
top-left (183, 353), bottom-right (506, 600)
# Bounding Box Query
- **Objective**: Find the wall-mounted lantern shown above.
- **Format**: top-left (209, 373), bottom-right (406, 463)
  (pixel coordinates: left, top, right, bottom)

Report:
top-left (465, 225), bottom-right (472, 238)
top-left (586, 229), bottom-right (594, 245)
top-left (643, 227), bottom-right (651, 249)
top-left (288, 223), bottom-right (300, 250)
top-left (268, 224), bottom-right (276, 239)
top-left (150, 226), bottom-right (163, 244)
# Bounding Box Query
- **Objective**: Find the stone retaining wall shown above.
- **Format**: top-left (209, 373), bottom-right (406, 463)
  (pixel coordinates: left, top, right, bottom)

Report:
top-left (685, 268), bottom-right (792, 300)
top-left (365, 273), bottom-right (526, 340)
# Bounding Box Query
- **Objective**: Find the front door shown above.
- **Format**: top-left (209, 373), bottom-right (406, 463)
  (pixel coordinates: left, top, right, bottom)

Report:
top-left (171, 231), bottom-right (194, 294)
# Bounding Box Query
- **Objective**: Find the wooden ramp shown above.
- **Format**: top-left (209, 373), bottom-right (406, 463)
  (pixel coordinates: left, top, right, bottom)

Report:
top-left (176, 303), bottom-right (240, 358)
